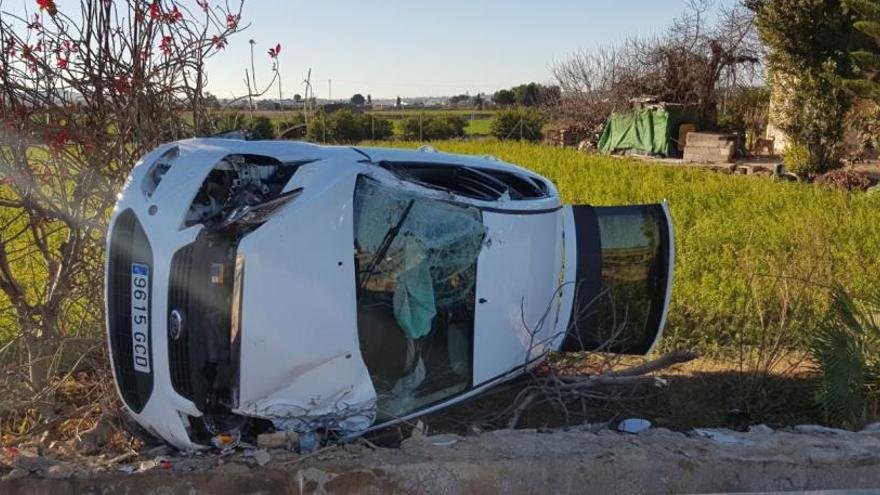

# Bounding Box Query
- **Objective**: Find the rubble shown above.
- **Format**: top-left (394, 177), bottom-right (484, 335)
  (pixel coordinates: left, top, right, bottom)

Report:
top-left (748, 424), bottom-right (774, 434)
top-left (256, 430), bottom-right (299, 450)
top-left (794, 424), bottom-right (850, 435)
top-left (251, 449), bottom-right (271, 467)
top-left (42, 463), bottom-right (74, 480)
top-left (1, 468), bottom-right (29, 481)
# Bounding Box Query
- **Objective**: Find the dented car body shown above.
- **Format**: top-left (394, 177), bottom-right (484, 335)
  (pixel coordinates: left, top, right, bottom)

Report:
top-left (105, 139), bottom-right (674, 449)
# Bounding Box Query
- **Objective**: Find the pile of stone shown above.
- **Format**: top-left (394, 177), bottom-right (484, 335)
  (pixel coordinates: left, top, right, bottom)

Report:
top-left (683, 132), bottom-right (736, 163)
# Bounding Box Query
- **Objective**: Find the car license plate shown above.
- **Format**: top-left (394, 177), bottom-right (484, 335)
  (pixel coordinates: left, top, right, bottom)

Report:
top-left (131, 263), bottom-right (151, 373)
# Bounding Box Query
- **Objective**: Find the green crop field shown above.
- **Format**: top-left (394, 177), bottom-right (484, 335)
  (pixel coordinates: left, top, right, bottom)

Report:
top-left (4, 139), bottom-right (878, 356)
top-left (374, 140), bottom-right (880, 354)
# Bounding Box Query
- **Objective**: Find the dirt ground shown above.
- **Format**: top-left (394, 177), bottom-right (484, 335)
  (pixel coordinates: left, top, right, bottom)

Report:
top-left (5, 423), bottom-right (880, 494)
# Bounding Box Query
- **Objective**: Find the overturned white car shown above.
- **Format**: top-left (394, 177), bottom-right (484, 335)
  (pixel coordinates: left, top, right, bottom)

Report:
top-left (105, 139), bottom-right (674, 450)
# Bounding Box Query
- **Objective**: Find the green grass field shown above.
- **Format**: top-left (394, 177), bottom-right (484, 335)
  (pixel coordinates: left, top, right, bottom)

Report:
top-left (375, 140), bottom-right (880, 353)
top-left (4, 139), bottom-right (878, 356)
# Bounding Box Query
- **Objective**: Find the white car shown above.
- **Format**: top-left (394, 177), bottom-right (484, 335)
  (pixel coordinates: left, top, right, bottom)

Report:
top-left (105, 139), bottom-right (674, 450)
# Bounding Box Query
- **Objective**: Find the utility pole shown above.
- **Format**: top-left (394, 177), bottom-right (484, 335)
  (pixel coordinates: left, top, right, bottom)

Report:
top-left (328, 79), bottom-right (332, 103)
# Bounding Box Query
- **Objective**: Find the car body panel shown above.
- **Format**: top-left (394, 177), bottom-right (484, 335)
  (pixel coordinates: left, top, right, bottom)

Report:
top-left (233, 161), bottom-right (377, 432)
top-left (473, 210), bottom-right (564, 384)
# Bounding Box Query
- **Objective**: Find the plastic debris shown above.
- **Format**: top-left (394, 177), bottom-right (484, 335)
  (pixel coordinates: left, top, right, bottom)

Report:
top-left (793, 424), bottom-right (848, 435)
top-left (211, 432), bottom-right (241, 451)
top-left (618, 418), bottom-right (652, 434)
top-left (298, 431), bottom-right (318, 453)
top-left (118, 465), bottom-right (136, 474)
top-left (691, 428), bottom-right (745, 444)
top-left (428, 434), bottom-right (459, 447)
top-left (3, 447), bottom-right (19, 461)
top-left (749, 424), bottom-right (774, 434)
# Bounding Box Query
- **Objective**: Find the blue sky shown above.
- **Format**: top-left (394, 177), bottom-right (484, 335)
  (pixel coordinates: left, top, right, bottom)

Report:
top-left (201, 0), bottom-right (740, 99)
top-left (204, 0), bottom-right (737, 99)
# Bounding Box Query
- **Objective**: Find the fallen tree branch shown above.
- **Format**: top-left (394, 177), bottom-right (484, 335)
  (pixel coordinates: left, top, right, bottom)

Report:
top-left (609, 350), bottom-right (698, 377)
top-left (506, 350), bottom-right (698, 429)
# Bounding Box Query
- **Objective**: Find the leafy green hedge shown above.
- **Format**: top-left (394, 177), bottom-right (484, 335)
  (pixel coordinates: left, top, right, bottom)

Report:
top-left (379, 140), bottom-right (880, 354)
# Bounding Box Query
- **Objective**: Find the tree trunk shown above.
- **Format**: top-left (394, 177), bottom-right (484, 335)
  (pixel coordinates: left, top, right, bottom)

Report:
top-left (25, 334), bottom-right (55, 393)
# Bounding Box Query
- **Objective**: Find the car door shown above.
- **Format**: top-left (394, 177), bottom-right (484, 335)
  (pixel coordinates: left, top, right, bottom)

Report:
top-left (561, 203), bottom-right (674, 355)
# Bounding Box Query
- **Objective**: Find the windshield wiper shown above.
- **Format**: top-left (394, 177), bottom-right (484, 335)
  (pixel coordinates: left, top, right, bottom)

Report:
top-left (359, 199), bottom-right (415, 291)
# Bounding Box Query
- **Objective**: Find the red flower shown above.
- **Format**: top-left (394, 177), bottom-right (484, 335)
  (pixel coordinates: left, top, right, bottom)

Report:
top-left (160, 36), bottom-right (173, 55)
top-left (20, 45), bottom-right (34, 62)
top-left (56, 56), bottom-right (68, 69)
top-left (49, 130), bottom-right (70, 151)
top-left (113, 74), bottom-right (131, 94)
top-left (166, 6), bottom-right (183, 23)
top-left (226, 14), bottom-right (238, 29)
top-left (211, 35), bottom-right (226, 50)
top-left (268, 43), bottom-right (281, 59)
top-left (62, 40), bottom-right (79, 53)
top-left (36, 0), bottom-right (57, 15)
top-left (150, 1), bottom-right (161, 20)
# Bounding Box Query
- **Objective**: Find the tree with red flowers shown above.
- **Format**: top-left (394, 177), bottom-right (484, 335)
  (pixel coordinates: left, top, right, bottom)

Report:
top-left (0, 0), bottom-right (245, 410)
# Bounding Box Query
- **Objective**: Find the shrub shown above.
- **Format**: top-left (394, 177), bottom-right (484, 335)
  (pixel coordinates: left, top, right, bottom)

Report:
top-left (211, 112), bottom-right (249, 134)
top-left (306, 110), bottom-right (393, 143)
top-left (210, 113), bottom-right (275, 139)
top-left (490, 108), bottom-right (546, 141)
top-left (361, 114), bottom-right (394, 141)
top-left (809, 287), bottom-right (880, 428)
top-left (249, 116), bottom-right (276, 140)
top-left (782, 143), bottom-right (814, 177)
top-left (276, 113), bottom-right (306, 139)
top-left (815, 169), bottom-right (875, 191)
top-left (717, 87), bottom-right (769, 150)
top-left (401, 114), bottom-right (467, 141)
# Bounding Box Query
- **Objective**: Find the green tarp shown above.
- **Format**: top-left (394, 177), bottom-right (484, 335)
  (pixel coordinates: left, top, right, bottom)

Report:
top-left (597, 108), bottom-right (698, 157)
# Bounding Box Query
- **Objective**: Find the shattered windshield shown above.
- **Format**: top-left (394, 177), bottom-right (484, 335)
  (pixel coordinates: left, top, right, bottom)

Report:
top-left (353, 176), bottom-right (486, 420)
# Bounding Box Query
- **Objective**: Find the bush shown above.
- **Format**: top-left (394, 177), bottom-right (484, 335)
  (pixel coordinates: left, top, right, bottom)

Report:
top-left (401, 114), bottom-right (467, 141)
top-left (809, 287), bottom-right (880, 428)
top-left (717, 87), bottom-right (769, 150)
top-left (361, 114), bottom-right (394, 141)
top-left (306, 110), bottom-right (393, 143)
top-left (490, 108), bottom-right (546, 141)
top-left (249, 116), bottom-right (276, 140)
top-left (782, 143), bottom-right (814, 177)
top-left (276, 113), bottom-right (306, 139)
top-left (307, 110), bottom-right (394, 144)
top-left (815, 169), bottom-right (876, 191)
top-left (210, 112), bottom-right (276, 139)
top-left (211, 112), bottom-right (249, 134)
